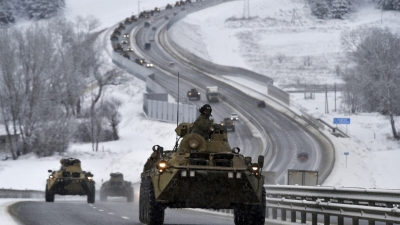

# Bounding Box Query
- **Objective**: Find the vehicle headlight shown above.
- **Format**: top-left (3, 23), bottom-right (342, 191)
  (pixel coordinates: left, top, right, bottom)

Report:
top-left (88, 177), bottom-right (93, 181)
top-left (221, 123), bottom-right (224, 126)
top-left (158, 160), bottom-right (168, 173)
top-left (189, 93), bottom-right (191, 95)
top-left (252, 166), bottom-right (258, 171)
top-left (49, 175), bottom-right (53, 180)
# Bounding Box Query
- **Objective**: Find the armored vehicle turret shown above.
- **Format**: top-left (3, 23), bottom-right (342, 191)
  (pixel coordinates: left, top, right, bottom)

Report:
top-left (45, 158), bottom-right (95, 203)
top-left (139, 123), bottom-right (266, 225)
top-left (100, 172), bottom-right (134, 202)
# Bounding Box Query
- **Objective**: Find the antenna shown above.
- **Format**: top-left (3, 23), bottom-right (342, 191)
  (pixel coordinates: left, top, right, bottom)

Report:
top-left (174, 72), bottom-right (181, 152)
top-left (177, 72), bottom-right (180, 126)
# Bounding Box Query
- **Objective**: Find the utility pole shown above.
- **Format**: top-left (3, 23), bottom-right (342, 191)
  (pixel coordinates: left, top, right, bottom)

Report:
top-left (243, 0), bottom-right (250, 19)
top-left (325, 85), bottom-right (329, 114)
top-left (138, 1), bottom-right (140, 15)
top-left (334, 83), bottom-right (337, 112)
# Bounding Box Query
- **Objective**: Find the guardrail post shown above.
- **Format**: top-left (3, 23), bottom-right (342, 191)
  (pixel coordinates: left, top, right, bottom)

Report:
top-left (352, 218), bottom-right (359, 225)
top-left (324, 214), bottom-right (330, 225)
top-left (301, 212), bottom-right (306, 223)
top-left (338, 216), bottom-right (344, 225)
top-left (281, 209), bottom-right (286, 221)
top-left (272, 208), bottom-right (277, 219)
top-left (291, 210), bottom-right (296, 222)
top-left (312, 213), bottom-right (317, 225)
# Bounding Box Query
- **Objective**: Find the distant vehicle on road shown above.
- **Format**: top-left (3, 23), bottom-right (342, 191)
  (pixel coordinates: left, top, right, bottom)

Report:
top-left (258, 100), bottom-right (266, 108)
top-left (230, 113), bottom-right (239, 121)
top-left (297, 152), bottom-right (309, 162)
top-left (221, 118), bottom-right (235, 131)
top-left (144, 43), bottom-right (151, 50)
top-left (187, 88), bottom-right (200, 100)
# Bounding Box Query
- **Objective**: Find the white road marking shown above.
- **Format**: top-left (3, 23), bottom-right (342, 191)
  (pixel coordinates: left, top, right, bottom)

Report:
top-left (121, 216), bottom-right (130, 219)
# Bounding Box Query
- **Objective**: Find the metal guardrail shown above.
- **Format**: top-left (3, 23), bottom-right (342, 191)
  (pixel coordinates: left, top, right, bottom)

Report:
top-left (264, 185), bottom-right (400, 225)
top-left (0, 189), bottom-right (44, 199)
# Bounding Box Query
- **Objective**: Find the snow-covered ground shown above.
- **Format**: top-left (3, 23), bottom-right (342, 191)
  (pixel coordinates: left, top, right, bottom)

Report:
top-left (1, 1), bottom-right (400, 223)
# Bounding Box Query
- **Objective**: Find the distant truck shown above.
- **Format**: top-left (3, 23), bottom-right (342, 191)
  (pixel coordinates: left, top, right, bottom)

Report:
top-left (206, 86), bottom-right (219, 102)
top-left (287, 169), bottom-right (318, 186)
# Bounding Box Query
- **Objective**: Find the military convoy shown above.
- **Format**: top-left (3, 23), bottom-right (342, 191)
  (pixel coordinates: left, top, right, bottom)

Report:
top-left (100, 172), bottom-right (134, 202)
top-left (45, 158), bottom-right (95, 203)
top-left (139, 123), bottom-right (266, 225)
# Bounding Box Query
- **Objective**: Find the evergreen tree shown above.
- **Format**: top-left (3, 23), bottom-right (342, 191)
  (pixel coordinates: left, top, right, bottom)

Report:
top-left (331, 0), bottom-right (349, 19)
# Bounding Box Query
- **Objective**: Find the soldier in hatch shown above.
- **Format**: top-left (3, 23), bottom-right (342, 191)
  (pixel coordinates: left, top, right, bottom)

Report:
top-left (191, 104), bottom-right (215, 140)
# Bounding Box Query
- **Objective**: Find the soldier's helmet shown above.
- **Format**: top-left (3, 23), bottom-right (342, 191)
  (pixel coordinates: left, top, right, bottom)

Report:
top-left (199, 104), bottom-right (212, 117)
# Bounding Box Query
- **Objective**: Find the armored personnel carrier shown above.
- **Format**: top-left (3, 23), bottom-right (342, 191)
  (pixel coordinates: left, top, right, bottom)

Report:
top-left (45, 158), bottom-right (95, 203)
top-left (100, 172), bottom-right (134, 202)
top-left (139, 123), bottom-right (266, 225)
top-left (221, 117), bottom-right (235, 131)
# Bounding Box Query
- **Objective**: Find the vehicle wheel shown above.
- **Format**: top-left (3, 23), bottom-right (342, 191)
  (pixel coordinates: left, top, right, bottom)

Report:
top-left (145, 179), bottom-right (165, 225)
top-left (127, 188), bottom-right (134, 202)
top-left (45, 184), bottom-right (54, 202)
top-left (100, 191), bottom-right (107, 202)
top-left (198, 96), bottom-right (200, 100)
top-left (232, 127), bottom-right (235, 132)
top-left (87, 184), bottom-right (95, 204)
top-left (139, 179), bottom-right (147, 224)
top-left (234, 204), bottom-right (250, 225)
top-left (248, 187), bottom-right (266, 225)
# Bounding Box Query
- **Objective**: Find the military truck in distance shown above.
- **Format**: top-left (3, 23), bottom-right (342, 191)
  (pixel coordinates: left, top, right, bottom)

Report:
top-left (124, 17), bottom-right (132, 24)
top-left (139, 123), bottom-right (266, 225)
top-left (258, 100), bottom-right (266, 108)
top-left (114, 43), bottom-right (123, 52)
top-left (166, 4), bottom-right (173, 9)
top-left (45, 158), bottom-right (95, 203)
top-left (117, 22), bottom-right (125, 30)
top-left (100, 173), bottom-right (134, 202)
top-left (206, 86), bottom-right (219, 102)
top-left (131, 15), bottom-right (138, 21)
top-left (144, 21), bottom-right (150, 28)
top-left (121, 52), bottom-right (130, 59)
top-left (110, 34), bottom-right (118, 41)
top-left (187, 88), bottom-right (200, 100)
top-left (144, 43), bottom-right (151, 50)
top-left (221, 118), bottom-right (235, 131)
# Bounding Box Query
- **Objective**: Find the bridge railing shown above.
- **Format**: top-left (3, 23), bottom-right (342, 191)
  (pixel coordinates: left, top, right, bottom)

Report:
top-left (0, 189), bottom-right (44, 199)
top-left (265, 185), bottom-right (400, 225)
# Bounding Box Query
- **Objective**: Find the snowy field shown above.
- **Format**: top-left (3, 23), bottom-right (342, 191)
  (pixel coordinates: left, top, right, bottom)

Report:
top-left (1, 1), bottom-right (400, 218)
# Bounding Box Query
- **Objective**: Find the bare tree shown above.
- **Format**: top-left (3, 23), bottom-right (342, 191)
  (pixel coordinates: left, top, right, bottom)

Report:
top-left (341, 26), bottom-right (400, 139)
top-left (102, 98), bottom-right (122, 141)
top-left (0, 29), bottom-right (20, 159)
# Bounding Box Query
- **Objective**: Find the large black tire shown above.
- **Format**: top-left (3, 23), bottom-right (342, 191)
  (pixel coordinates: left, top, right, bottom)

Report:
top-left (249, 187), bottom-right (266, 225)
top-left (139, 180), bottom-right (146, 224)
top-left (140, 178), bottom-right (165, 225)
top-left (45, 184), bottom-right (55, 202)
top-left (87, 184), bottom-right (96, 204)
top-left (234, 204), bottom-right (250, 225)
top-left (100, 191), bottom-right (107, 202)
top-left (127, 188), bottom-right (134, 202)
